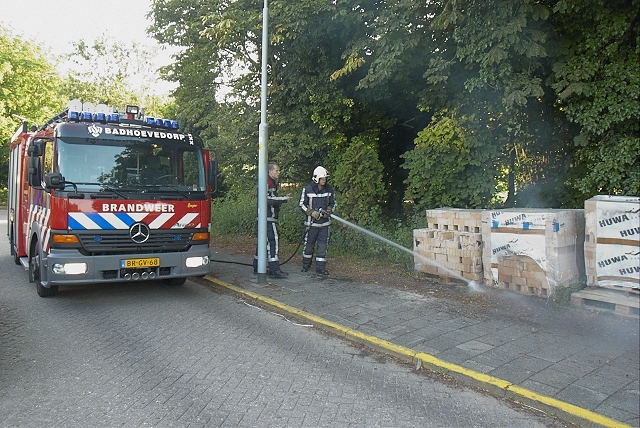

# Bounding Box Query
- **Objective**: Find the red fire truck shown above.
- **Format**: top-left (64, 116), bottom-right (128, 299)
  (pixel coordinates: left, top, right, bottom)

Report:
top-left (7, 100), bottom-right (217, 297)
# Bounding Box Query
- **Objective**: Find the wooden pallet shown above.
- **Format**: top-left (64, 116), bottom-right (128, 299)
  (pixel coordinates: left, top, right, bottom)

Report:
top-left (571, 287), bottom-right (640, 318)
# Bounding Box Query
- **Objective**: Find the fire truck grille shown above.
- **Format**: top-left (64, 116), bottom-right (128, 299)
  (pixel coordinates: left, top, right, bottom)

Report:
top-left (77, 230), bottom-right (195, 255)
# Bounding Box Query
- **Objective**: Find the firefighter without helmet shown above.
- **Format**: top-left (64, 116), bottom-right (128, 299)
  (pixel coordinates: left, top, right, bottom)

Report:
top-left (312, 166), bottom-right (329, 183)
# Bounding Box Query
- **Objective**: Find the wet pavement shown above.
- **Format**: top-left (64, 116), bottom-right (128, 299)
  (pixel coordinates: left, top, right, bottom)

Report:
top-left (206, 249), bottom-right (640, 428)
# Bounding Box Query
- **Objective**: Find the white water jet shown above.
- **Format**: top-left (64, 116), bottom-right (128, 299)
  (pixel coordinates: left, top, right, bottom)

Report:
top-left (330, 213), bottom-right (485, 292)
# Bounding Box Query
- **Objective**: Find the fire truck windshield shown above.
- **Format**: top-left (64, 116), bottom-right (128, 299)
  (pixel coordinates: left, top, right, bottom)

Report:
top-left (56, 137), bottom-right (206, 196)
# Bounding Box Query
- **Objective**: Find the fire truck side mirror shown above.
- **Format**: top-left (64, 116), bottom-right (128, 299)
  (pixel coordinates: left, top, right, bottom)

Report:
top-left (44, 172), bottom-right (65, 190)
top-left (208, 160), bottom-right (218, 192)
top-left (27, 156), bottom-right (42, 187)
top-left (27, 141), bottom-right (44, 157)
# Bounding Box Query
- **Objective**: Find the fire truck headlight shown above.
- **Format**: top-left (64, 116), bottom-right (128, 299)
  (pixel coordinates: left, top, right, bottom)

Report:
top-left (186, 256), bottom-right (209, 268)
top-left (53, 263), bottom-right (88, 275)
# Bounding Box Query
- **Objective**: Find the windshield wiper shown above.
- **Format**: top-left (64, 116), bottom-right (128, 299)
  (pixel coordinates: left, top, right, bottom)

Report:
top-left (90, 187), bottom-right (128, 200)
top-left (142, 184), bottom-right (192, 200)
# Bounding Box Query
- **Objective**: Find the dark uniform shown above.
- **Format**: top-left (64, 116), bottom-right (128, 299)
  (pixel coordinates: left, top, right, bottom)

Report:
top-left (298, 176), bottom-right (336, 275)
top-left (253, 174), bottom-right (289, 276)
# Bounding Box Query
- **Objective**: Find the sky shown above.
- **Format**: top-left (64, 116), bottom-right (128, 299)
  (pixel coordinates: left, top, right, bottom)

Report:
top-left (0, 0), bottom-right (178, 95)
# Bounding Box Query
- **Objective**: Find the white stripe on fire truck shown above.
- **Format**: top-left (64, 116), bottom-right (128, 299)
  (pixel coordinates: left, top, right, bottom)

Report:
top-left (149, 213), bottom-right (174, 229)
top-left (100, 213), bottom-right (131, 229)
top-left (129, 213), bottom-right (149, 223)
top-left (69, 213), bottom-right (101, 230)
top-left (171, 213), bottom-right (199, 229)
top-left (26, 206), bottom-right (34, 252)
top-left (42, 207), bottom-right (51, 251)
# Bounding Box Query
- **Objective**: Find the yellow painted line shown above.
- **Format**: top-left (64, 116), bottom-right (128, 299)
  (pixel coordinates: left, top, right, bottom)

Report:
top-left (507, 385), bottom-right (631, 428)
top-left (204, 275), bottom-right (633, 428)
top-left (205, 276), bottom-right (352, 336)
top-left (414, 352), bottom-right (513, 390)
top-left (344, 329), bottom-right (418, 360)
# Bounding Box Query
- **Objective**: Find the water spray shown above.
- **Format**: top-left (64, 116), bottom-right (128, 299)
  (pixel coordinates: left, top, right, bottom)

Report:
top-left (328, 213), bottom-right (482, 291)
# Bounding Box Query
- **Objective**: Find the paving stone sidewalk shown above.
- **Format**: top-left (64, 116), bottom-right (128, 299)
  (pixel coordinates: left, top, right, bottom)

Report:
top-left (207, 250), bottom-right (639, 427)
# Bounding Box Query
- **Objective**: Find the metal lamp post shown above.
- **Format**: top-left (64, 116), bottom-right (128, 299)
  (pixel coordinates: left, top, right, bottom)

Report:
top-left (256, 0), bottom-right (269, 284)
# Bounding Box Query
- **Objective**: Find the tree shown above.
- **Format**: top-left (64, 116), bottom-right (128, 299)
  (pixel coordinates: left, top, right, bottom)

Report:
top-left (61, 36), bottom-right (168, 116)
top-left (147, 0), bottom-right (639, 219)
top-left (0, 27), bottom-right (66, 187)
top-left (402, 113), bottom-right (499, 209)
top-left (550, 0), bottom-right (640, 196)
top-left (148, 0), bottom-right (402, 221)
top-left (332, 135), bottom-right (385, 224)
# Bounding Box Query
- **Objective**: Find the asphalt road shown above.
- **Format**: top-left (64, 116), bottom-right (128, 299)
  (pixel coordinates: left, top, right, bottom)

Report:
top-left (0, 210), bottom-right (570, 427)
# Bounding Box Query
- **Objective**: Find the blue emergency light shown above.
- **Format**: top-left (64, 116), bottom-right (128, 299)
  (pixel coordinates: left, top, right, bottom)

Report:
top-left (143, 117), bottom-right (179, 130)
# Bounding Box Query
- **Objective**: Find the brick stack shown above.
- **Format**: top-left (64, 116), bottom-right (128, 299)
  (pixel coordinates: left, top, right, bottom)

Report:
top-left (496, 254), bottom-right (550, 297)
top-left (482, 209), bottom-right (585, 296)
top-left (413, 209), bottom-right (483, 282)
top-left (584, 195), bottom-right (640, 291)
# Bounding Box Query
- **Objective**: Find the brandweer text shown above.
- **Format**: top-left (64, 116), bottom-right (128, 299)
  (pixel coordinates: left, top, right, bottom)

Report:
top-left (102, 203), bottom-right (175, 212)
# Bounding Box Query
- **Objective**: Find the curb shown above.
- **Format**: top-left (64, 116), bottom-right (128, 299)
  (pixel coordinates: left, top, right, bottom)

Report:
top-left (204, 275), bottom-right (632, 428)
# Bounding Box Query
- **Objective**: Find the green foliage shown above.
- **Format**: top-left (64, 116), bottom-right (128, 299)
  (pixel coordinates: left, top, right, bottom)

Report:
top-left (0, 187), bottom-right (7, 205)
top-left (61, 36), bottom-right (169, 115)
top-left (329, 212), bottom-right (428, 271)
top-left (0, 28), bottom-right (174, 189)
top-left (211, 183), bottom-right (428, 272)
top-left (551, 282), bottom-right (586, 308)
top-left (148, 0), bottom-right (640, 215)
top-left (0, 27), bottom-right (66, 187)
top-left (402, 113), bottom-right (496, 210)
top-left (210, 182), bottom-right (305, 245)
top-left (550, 0), bottom-right (640, 196)
top-left (332, 135), bottom-right (385, 224)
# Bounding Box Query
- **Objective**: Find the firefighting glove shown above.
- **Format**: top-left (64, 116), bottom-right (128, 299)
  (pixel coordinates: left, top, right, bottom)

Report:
top-left (306, 208), bottom-right (321, 219)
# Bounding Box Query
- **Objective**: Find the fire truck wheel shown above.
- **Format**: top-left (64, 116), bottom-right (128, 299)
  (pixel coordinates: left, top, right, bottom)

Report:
top-left (30, 252), bottom-right (58, 297)
top-left (163, 278), bottom-right (187, 286)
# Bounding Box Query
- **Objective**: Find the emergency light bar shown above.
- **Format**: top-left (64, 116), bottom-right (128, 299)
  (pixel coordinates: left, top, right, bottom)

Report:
top-left (64, 100), bottom-right (179, 130)
top-left (145, 117), bottom-right (180, 129)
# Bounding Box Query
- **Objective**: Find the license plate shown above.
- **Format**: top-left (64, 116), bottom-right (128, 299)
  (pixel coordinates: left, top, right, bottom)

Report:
top-left (121, 258), bottom-right (160, 268)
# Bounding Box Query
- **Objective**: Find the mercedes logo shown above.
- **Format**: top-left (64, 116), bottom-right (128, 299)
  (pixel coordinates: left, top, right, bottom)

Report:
top-left (129, 222), bottom-right (150, 244)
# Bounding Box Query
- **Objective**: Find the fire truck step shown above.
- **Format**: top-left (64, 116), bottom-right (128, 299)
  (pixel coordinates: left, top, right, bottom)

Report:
top-left (19, 257), bottom-right (29, 269)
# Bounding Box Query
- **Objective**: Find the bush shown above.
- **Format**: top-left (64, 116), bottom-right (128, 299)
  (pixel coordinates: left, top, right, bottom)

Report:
top-left (551, 282), bottom-right (587, 307)
top-left (0, 187), bottom-right (7, 206)
top-left (210, 183), bottom-right (305, 245)
top-left (211, 188), bottom-right (428, 272)
top-left (329, 213), bottom-right (428, 271)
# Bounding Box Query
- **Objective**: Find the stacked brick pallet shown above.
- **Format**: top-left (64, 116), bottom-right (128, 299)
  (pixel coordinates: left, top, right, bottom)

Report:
top-left (574, 196), bottom-right (640, 318)
top-left (482, 209), bottom-right (585, 297)
top-left (583, 195), bottom-right (640, 292)
top-left (413, 209), bottom-right (483, 282)
top-left (412, 203), bottom-right (638, 315)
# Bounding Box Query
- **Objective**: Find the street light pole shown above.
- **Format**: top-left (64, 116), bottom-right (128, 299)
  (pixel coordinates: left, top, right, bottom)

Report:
top-left (257, 0), bottom-right (270, 284)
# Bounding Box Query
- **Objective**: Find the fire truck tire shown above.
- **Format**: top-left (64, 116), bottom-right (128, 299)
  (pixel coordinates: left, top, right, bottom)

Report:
top-left (30, 250), bottom-right (58, 297)
top-left (163, 278), bottom-right (187, 286)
